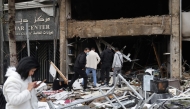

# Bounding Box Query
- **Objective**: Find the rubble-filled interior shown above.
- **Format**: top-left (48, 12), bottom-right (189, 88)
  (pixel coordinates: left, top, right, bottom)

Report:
top-left (67, 35), bottom-right (170, 80)
top-left (182, 41), bottom-right (190, 73)
top-left (182, 0), bottom-right (190, 12)
top-left (71, 0), bottom-right (169, 20)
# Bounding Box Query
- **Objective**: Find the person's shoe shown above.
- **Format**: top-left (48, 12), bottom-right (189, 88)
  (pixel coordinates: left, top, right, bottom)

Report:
top-left (93, 85), bottom-right (97, 88)
top-left (81, 84), bottom-right (90, 89)
top-left (100, 83), bottom-right (105, 86)
top-left (67, 87), bottom-right (72, 91)
top-left (118, 85), bottom-right (121, 88)
top-left (109, 84), bottom-right (114, 87)
top-left (83, 88), bottom-right (90, 92)
top-left (104, 84), bottom-right (109, 87)
top-left (86, 86), bottom-right (91, 89)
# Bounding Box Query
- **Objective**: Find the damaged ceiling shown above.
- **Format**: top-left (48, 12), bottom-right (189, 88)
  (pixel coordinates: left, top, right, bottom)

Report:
top-left (71, 0), bottom-right (169, 20)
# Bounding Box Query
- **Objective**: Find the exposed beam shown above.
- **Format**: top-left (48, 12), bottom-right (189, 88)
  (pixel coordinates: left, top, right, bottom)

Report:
top-left (94, 39), bottom-right (102, 54)
top-left (67, 15), bottom-right (171, 38)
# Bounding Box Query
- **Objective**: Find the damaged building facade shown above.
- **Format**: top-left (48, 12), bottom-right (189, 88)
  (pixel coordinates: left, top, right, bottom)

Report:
top-left (62, 0), bottom-right (181, 80)
top-left (0, 0), bottom-right (190, 83)
top-left (1, 0), bottom-right (190, 109)
top-left (60, 0), bottom-right (190, 82)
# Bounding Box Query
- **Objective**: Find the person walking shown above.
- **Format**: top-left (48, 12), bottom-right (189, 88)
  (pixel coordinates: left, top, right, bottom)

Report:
top-left (100, 46), bottom-right (114, 86)
top-left (68, 48), bottom-right (90, 91)
top-left (110, 47), bottom-right (123, 88)
top-left (3, 57), bottom-right (40, 109)
top-left (85, 47), bottom-right (100, 88)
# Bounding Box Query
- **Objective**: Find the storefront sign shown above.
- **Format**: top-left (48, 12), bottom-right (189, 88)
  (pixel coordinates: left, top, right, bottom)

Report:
top-left (4, 8), bottom-right (56, 41)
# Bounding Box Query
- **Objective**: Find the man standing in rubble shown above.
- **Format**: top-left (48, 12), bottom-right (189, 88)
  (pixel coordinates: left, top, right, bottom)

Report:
top-left (85, 47), bottom-right (101, 88)
top-left (110, 47), bottom-right (123, 88)
top-left (68, 48), bottom-right (90, 91)
top-left (100, 46), bottom-right (114, 86)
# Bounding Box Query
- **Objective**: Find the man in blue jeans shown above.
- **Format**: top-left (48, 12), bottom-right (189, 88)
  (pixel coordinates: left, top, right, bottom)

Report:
top-left (84, 47), bottom-right (100, 88)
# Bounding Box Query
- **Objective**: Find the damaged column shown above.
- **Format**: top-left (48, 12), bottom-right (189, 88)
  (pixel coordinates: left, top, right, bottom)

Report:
top-left (169, 0), bottom-right (181, 78)
top-left (60, 0), bottom-right (67, 78)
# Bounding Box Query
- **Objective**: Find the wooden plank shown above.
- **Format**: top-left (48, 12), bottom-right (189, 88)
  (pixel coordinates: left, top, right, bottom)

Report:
top-left (50, 61), bottom-right (68, 84)
top-left (152, 42), bottom-right (164, 77)
top-left (67, 16), bottom-right (171, 38)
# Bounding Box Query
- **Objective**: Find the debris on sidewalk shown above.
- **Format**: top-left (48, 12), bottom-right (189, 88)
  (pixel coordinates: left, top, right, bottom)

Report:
top-left (34, 67), bottom-right (190, 109)
top-left (24, 58), bottom-right (190, 109)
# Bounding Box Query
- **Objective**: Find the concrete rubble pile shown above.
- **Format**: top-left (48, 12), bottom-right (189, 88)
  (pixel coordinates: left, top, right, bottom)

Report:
top-left (34, 51), bottom-right (190, 109)
top-left (37, 76), bottom-right (141, 109)
top-left (2, 68), bottom-right (190, 109)
top-left (34, 69), bottom-right (190, 109)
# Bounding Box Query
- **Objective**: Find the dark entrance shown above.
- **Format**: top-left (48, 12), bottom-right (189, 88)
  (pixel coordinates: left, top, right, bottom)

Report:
top-left (3, 41), bottom-right (60, 83)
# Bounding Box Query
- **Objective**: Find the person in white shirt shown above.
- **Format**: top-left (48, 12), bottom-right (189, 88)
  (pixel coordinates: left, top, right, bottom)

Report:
top-left (110, 47), bottom-right (123, 88)
top-left (85, 47), bottom-right (101, 87)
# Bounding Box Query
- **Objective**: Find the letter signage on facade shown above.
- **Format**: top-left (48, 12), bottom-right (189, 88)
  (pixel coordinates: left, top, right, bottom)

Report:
top-left (4, 8), bottom-right (56, 41)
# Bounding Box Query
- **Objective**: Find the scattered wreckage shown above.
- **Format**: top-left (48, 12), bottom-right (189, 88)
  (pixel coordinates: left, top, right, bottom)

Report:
top-left (34, 60), bottom-right (190, 109)
top-left (2, 39), bottom-right (190, 109)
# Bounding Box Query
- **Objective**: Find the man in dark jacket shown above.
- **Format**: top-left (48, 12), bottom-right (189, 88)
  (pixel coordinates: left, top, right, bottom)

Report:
top-left (68, 48), bottom-right (90, 91)
top-left (100, 46), bottom-right (114, 86)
